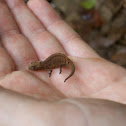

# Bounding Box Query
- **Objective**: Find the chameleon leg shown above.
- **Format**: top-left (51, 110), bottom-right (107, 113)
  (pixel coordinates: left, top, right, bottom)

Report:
top-left (48, 69), bottom-right (52, 77)
top-left (59, 65), bottom-right (62, 74)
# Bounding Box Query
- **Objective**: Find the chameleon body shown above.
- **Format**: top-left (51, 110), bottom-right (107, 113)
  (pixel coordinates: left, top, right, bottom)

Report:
top-left (28, 53), bottom-right (75, 82)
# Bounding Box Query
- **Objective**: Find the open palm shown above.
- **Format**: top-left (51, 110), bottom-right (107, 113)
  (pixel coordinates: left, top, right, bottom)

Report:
top-left (0, 0), bottom-right (126, 103)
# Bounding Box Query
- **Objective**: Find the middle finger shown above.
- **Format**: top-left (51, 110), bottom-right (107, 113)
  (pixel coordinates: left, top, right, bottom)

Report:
top-left (5, 0), bottom-right (65, 60)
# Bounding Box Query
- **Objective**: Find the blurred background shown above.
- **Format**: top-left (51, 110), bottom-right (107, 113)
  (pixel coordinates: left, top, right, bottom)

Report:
top-left (26, 0), bottom-right (126, 68)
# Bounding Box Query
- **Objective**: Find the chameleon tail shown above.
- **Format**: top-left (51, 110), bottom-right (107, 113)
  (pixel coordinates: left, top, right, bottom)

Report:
top-left (64, 60), bottom-right (75, 82)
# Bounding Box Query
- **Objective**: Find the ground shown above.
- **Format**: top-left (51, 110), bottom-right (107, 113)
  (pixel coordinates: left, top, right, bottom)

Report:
top-left (52, 0), bottom-right (126, 68)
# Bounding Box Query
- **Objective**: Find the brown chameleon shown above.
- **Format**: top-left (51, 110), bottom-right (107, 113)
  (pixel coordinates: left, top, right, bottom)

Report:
top-left (28, 53), bottom-right (75, 82)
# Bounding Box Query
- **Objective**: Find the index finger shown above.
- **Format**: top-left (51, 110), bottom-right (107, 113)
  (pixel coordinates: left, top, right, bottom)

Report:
top-left (28, 0), bottom-right (99, 58)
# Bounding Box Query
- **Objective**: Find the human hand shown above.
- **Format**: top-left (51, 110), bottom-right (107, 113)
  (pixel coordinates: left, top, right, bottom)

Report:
top-left (0, 0), bottom-right (126, 104)
top-left (0, 88), bottom-right (126, 126)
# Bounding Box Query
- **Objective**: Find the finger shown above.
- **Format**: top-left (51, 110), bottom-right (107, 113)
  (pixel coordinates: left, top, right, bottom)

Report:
top-left (0, 70), bottom-right (65, 100)
top-left (0, 43), bottom-right (15, 78)
top-left (27, 0), bottom-right (99, 58)
top-left (0, 0), bottom-right (37, 70)
top-left (5, 0), bottom-right (65, 60)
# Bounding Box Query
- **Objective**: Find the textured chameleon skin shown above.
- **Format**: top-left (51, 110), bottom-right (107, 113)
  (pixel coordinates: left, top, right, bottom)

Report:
top-left (28, 53), bottom-right (75, 82)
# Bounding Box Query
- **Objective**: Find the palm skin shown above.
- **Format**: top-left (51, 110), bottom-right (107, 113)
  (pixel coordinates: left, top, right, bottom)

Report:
top-left (0, 0), bottom-right (126, 104)
top-left (1, 0), bottom-right (126, 126)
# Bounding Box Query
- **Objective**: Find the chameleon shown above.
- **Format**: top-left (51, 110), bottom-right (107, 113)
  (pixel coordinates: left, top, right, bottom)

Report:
top-left (28, 53), bottom-right (75, 82)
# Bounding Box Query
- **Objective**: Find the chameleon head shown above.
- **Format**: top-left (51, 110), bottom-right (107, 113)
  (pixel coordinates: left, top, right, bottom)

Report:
top-left (28, 61), bottom-right (41, 71)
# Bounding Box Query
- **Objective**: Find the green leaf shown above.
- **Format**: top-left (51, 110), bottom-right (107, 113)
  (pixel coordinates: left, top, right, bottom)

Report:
top-left (81, 0), bottom-right (96, 9)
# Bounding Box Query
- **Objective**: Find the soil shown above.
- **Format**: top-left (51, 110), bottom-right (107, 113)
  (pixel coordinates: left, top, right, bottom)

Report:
top-left (52, 0), bottom-right (126, 68)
